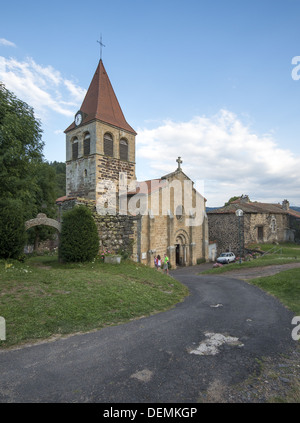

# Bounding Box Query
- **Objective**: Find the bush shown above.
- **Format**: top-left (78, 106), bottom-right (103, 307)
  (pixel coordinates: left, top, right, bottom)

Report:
top-left (59, 206), bottom-right (99, 262)
top-left (0, 199), bottom-right (26, 259)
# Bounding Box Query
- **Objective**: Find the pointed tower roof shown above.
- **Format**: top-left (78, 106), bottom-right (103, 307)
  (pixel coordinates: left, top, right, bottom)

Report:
top-left (65, 60), bottom-right (136, 134)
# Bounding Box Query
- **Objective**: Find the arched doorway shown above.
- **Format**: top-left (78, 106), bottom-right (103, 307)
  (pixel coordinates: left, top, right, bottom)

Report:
top-left (175, 232), bottom-right (189, 266)
top-left (25, 213), bottom-right (61, 233)
top-left (25, 213), bottom-right (61, 252)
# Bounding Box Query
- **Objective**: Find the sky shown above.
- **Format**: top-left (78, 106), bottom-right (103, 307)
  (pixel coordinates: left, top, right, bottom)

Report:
top-left (1, 0), bottom-right (300, 207)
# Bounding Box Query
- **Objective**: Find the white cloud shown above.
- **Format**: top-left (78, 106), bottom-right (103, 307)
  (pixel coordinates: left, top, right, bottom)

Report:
top-left (0, 38), bottom-right (16, 47)
top-left (64, 79), bottom-right (86, 103)
top-left (0, 56), bottom-right (86, 120)
top-left (136, 111), bottom-right (300, 207)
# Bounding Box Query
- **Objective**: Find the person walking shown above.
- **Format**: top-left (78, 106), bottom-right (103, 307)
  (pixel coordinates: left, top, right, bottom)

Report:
top-left (156, 255), bottom-right (161, 270)
top-left (163, 254), bottom-right (169, 275)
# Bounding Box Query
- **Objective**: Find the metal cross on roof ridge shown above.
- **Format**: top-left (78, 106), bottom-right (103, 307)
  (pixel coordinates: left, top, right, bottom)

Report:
top-left (97, 34), bottom-right (106, 61)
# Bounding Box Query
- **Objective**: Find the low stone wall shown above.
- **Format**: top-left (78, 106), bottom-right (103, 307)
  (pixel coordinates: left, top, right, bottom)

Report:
top-left (59, 198), bottom-right (138, 257)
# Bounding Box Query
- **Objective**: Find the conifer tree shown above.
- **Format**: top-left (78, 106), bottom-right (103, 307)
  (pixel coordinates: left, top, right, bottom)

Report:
top-left (59, 206), bottom-right (99, 262)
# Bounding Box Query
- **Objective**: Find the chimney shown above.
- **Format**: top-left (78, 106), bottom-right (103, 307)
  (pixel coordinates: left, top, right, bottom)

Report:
top-left (282, 199), bottom-right (290, 211)
top-left (240, 195), bottom-right (250, 203)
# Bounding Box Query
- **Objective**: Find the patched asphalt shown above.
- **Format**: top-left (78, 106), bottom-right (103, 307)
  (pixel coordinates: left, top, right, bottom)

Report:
top-left (0, 265), bottom-right (297, 403)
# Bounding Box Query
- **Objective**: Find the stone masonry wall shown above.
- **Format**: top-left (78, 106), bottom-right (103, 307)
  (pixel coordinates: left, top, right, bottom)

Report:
top-left (244, 213), bottom-right (288, 244)
top-left (59, 198), bottom-right (138, 259)
top-left (66, 120), bottom-right (136, 201)
top-left (207, 213), bottom-right (244, 256)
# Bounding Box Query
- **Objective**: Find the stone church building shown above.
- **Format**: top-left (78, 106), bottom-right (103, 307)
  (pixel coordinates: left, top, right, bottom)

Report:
top-left (57, 59), bottom-right (209, 267)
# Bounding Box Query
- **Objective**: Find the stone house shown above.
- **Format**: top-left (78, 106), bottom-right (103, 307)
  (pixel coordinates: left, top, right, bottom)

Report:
top-left (57, 59), bottom-right (209, 267)
top-left (207, 195), bottom-right (300, 256)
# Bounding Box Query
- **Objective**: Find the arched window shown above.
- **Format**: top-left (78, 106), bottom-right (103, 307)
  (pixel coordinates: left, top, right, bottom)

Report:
top-left (271, 217), bottom-right (277, 233)
top-left (72, 137), bottom-right (78, 160)
top-left (120, 138), bottom-right (128, 161)
top-left (84, 132), bottom-right (90, 156)
top-left (104, 133), bottom-right (113, 157)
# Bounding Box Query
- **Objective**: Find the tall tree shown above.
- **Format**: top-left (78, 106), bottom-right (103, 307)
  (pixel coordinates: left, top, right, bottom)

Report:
top-left (0, 85), bottom-right (68, 253)
top-left (49, 161), bottom-right (66, 198)
top-left (0, 83), bottom-right (44, 216)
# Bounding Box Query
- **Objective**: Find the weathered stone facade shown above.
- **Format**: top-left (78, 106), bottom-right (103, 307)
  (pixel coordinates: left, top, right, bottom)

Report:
top-left (244, 212), bottom-right (289, 245)
top-left (207, 213), bottom-right (244, 256)
top-left (66, 120), bottom-right (136, 201)
top-left (57, 198), bottom-right (138, 257)
top-left (207, 197), bottom-right (300, 256)
top-left (136, 170), bottom-right (209, 267)
top-left (58, 166), bottom-right (210, 267)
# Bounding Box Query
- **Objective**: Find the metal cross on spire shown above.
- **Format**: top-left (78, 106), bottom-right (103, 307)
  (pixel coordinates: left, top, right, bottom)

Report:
top-left (176, 156), bottom-right (183, 170)
top-left (97, 34), bottom-right (106, 61)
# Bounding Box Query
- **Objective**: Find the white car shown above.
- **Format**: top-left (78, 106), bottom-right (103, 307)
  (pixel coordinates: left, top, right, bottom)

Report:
top-left (216, 252), bottom-right (236, 264)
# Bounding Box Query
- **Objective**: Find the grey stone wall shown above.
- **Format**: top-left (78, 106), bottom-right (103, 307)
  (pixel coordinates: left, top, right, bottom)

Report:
top-left (208, 211), bottom-right (293, 256)
top-left (244, 213), bottom-right (288, 244)
top-left (59, 198), bottom-right (138, 257)
top-left (207, 213), bottom-right (244, 256)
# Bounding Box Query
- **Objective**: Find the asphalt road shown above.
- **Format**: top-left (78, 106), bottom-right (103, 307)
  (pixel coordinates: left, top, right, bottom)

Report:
top-left (0, 267), bottom-right (297, 403)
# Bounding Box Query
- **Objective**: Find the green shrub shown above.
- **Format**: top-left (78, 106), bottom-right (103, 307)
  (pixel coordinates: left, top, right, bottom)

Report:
top-left (59, 206), bottom-right (99, 262)
top-left (0, 199), bottom-right (26, 259)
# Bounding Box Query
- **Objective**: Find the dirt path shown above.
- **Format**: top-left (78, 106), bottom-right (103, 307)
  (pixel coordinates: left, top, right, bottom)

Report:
top-left (216, 262), bottom-right (300, 280)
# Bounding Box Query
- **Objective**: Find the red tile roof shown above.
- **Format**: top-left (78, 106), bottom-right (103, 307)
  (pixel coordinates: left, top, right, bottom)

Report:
top-left (65, 60), bottom-right (136, 135)
top-left (55, 196), bottom-right (77, 203)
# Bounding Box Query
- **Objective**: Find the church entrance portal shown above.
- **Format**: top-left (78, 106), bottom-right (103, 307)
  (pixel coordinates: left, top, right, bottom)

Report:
top-left (175, 233), bottom-right (188, 266)
top-left (176, 244), bottom-right (180, 266)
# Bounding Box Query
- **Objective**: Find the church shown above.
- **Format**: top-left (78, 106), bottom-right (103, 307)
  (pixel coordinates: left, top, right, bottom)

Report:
top-left (57, 59), bottom-right (209, 267)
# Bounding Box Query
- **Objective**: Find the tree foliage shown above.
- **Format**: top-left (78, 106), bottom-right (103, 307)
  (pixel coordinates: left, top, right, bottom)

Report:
top-left (25, 162), bottom-right (58, 247)
top-left (0, 199), bottom-right (26, 259)
top-left (0, 84), bottom-right (69, 250)
top-left (49, 161), bottom-right (66, 199)
top-left (0, 83), bottom-right (44, 212)
top-left (224, 196), bottom-right (240, 206)
top-left (59, 206), bottom-right (99, 263)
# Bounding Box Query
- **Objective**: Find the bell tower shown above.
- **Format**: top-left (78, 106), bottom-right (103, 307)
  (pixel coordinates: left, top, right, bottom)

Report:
top-left (64, 60), bottom-right (137, 201)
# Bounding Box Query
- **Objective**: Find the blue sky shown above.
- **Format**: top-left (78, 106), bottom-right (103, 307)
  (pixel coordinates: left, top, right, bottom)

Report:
top-left (1, 0), bottom-right (300, 206)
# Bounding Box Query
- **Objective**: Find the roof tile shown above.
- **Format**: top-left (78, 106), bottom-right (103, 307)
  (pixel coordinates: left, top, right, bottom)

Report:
top-left (65, 60), bottom-right (136, 135)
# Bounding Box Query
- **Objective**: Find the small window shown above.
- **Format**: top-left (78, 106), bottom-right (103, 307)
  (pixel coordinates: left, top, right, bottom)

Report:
top-left (84, 133), bottom-right (90, 156)
top-left (271, 217), bottom-right (277, 233)
top-left (72, 138), bottom-right (78, 160)
top-left (120, 138), bottom-right (128, 161)
top-left (104, 133), bottom-right (113, 157)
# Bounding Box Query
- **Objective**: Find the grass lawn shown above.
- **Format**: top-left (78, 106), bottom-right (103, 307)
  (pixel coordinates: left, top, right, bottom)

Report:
top-left (0, 255), bottom-right (188, 349)
top-left (249, 268), bottom-right (300, 315)
top-left (202, 242), bottom-right (300, 275)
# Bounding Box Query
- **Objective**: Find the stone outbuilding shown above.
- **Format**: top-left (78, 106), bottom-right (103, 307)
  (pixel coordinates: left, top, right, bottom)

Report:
top-left (207, 195), bottom-right (300, 256)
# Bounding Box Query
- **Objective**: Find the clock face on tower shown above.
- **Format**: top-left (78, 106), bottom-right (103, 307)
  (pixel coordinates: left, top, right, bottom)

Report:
top-left (75, 111), bottom-right (83, 126)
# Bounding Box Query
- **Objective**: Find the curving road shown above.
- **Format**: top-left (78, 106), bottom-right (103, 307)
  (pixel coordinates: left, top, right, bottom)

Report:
top-left (0, 266), bottom-right (297, 403)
